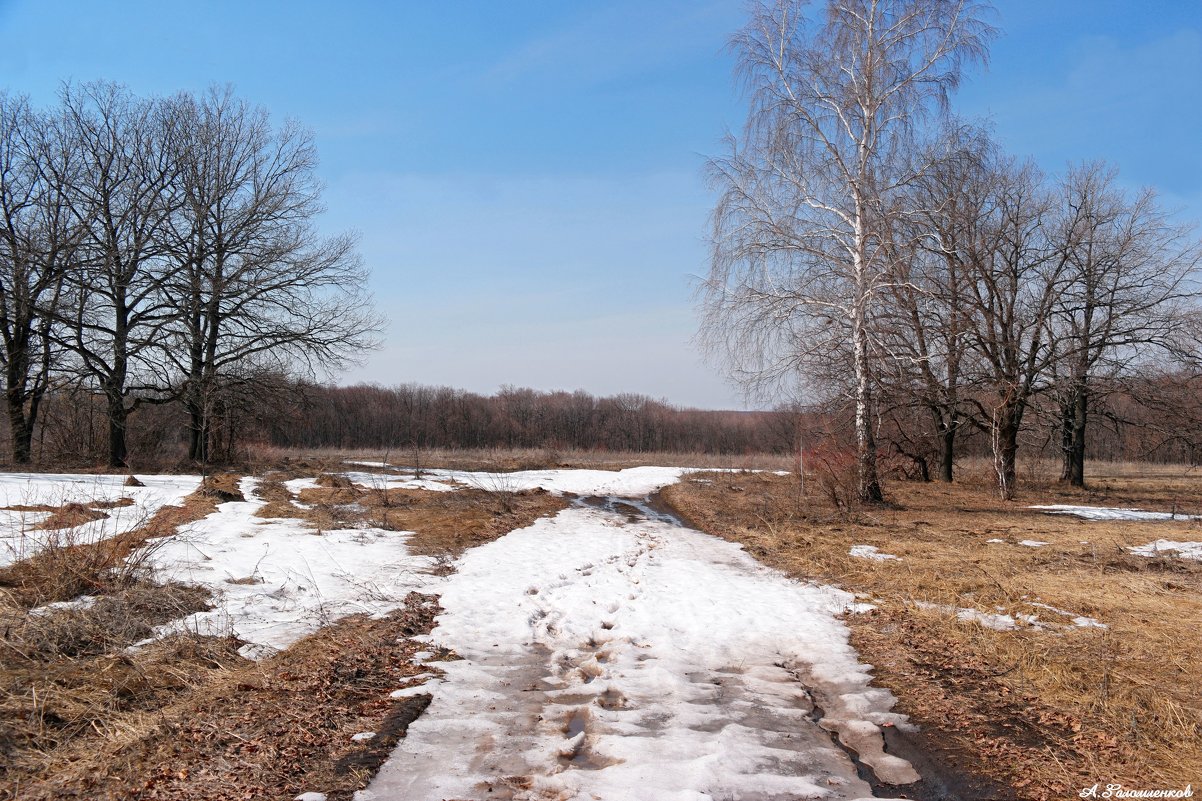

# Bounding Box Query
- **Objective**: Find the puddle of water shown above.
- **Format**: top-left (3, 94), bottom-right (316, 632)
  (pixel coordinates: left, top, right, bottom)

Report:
top-left (565, 709), bottom-right (587, 738)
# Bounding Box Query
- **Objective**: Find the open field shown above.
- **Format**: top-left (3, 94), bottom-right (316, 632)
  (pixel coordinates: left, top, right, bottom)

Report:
top-left (664, 462), bottom-right (1202, 798)
top-left (1, 456), bottom-right (1199, 799)
top-left (250, 444), bottom-right (796, 474)
top-left (0, 466), bottom-right (562, 799)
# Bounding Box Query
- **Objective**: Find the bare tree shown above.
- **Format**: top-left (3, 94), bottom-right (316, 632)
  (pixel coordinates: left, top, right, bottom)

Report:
top-left (959, 156), bottom-right (1070, 499)
top-left (0, 95), bottom-right (81, 463)
top-left (701, 0), bottom-right (993, 502)
top-left (1049, 163), bottom-right (1200, 487)
top-left (161, 87), bottom-right (379, 463)
top-left (878, 125), bottom-right (991, 482)
top-left (56, 83), bottom-right (181, 467)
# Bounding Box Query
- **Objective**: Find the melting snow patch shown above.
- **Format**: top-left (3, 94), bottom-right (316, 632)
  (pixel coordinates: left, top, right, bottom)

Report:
top-left (345, 465), bottom-right (721, 498)
top-left (849, 544), bottom-right (900, 561)
top-left (0, 473), bottom-right (201, 567)
top-left (390, 679), bottom-right (442, 699)
top-left (295, 793), bottom-right (328, 801)
top-left (366, 503), bottom-right (918, 800)
top-left (916, 601), bottom-right (1020, 631)
top-left (1030, 504), bottom-right (1200, 522)
top-left (29, 595), bottom-right (98, 616)
top-left (1128, 540), bottom-right (1202, 560)
top-left (918, 600), bottom-right (1107, 632)
top-left (146, 477), bottom-right (439, 654)
top-left (986, 538), bottom-right (1006, 544)
top-left (351, 732), bottom-right (376, 742)
top-left (1018, 540), bottom-right (1049, 547)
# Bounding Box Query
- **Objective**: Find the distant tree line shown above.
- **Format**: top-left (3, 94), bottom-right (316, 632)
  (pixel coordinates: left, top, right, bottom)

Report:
top-left (701, 0), bottom-right (1202, 499)
top-left (3, 381), bottom-right (783, 464)
top-left (257, 384), bottom-right (785, 457)
top-left (12, 374), bottom-right (1202, 471)
top-left (0, 82), bottom-right (377, 468)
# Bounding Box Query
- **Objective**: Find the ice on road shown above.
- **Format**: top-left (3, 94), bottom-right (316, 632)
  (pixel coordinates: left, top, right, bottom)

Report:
top-left (363, 496), bottom-right (915, 801)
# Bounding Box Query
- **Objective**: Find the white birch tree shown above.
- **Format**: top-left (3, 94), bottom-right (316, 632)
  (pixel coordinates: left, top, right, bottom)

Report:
top-left (701, 0), bottom-right (993, 502)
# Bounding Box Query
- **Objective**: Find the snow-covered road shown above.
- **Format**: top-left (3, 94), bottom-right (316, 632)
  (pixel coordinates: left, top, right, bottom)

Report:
top-left (362, 495), bottom-right (915, 801)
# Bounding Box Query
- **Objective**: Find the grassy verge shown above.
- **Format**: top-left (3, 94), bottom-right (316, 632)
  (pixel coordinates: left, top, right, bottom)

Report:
top-left (662, 468), bottom-right (1202, 799)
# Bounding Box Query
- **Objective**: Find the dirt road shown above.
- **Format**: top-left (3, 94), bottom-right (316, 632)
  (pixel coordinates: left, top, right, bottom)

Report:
top-left (362, 495), bottom-right (916, 801)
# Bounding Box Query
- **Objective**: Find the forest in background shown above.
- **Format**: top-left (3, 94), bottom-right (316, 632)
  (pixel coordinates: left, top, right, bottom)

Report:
top-left (10, 376), bottom-right (1202, 477)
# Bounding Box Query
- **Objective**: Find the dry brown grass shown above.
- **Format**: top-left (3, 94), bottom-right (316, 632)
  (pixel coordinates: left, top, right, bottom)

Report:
top-left (252, 470), bottom-right (568, 560)
top-left (663, 468), bottom-right (1202, 799)
top-left (368, 486), bottom-right (566, 560)
top-left (251, 443), bottom-right (794, 473)
top-left (0, 473), bottom-right (254, 797)
top-left (9, 593), bottom-right (442, 801)
top-left (33, 503), bottom-right (108, 531)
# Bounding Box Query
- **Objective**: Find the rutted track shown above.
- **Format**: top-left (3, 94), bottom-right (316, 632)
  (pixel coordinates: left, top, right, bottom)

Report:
top-left (361, 494), bottom-right (917, 801)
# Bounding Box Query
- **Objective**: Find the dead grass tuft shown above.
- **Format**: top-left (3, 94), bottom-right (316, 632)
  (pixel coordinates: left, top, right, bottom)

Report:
top-left (0, 582), bottom-right (210, 660)
top-left (295, 484), bottom-right (365, 507)
top-left (33, 503), bottom-right (108, 531)
top-left (89, 497), bottom-right (135, 511)
top-left (663, 470), bottom-right (1202, 798)
top-left (195, 473), bottom-right (244, 503)
top-left (315, 472), bottom-right (356, 489)
top-left (365, 486), bottom-right (566, 559)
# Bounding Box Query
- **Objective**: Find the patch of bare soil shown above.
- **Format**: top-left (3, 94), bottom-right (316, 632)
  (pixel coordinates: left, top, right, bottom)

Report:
top-left (12, 592), bottom-right (442, 801)
top-left (662, 471), bottom-right (1202, 799)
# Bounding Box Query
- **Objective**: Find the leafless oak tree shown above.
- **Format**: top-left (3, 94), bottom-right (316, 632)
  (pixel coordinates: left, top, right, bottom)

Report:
top-left (878, 125), bottom-right (988, 482)
top-left (0, 95), bottom-right (81, 463)
top-left (1048, 163), bottom-right (1200, 487)
top-left (57, 83), bottom-right (182, 467)
top-left (161, 87), bottom-right (379, 463)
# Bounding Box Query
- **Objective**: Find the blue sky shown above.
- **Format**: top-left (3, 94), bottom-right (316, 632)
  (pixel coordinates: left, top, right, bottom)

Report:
top-left (1, 1), bottom-right (1199, 408)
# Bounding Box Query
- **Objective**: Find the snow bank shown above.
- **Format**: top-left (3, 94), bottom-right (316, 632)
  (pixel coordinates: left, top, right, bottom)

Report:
top-left (148, 477), bottom-right (437, 657)
top-left (364, 502), bottom-right (916, 801)
top-left (0, 473), bottom-right (200, 567)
